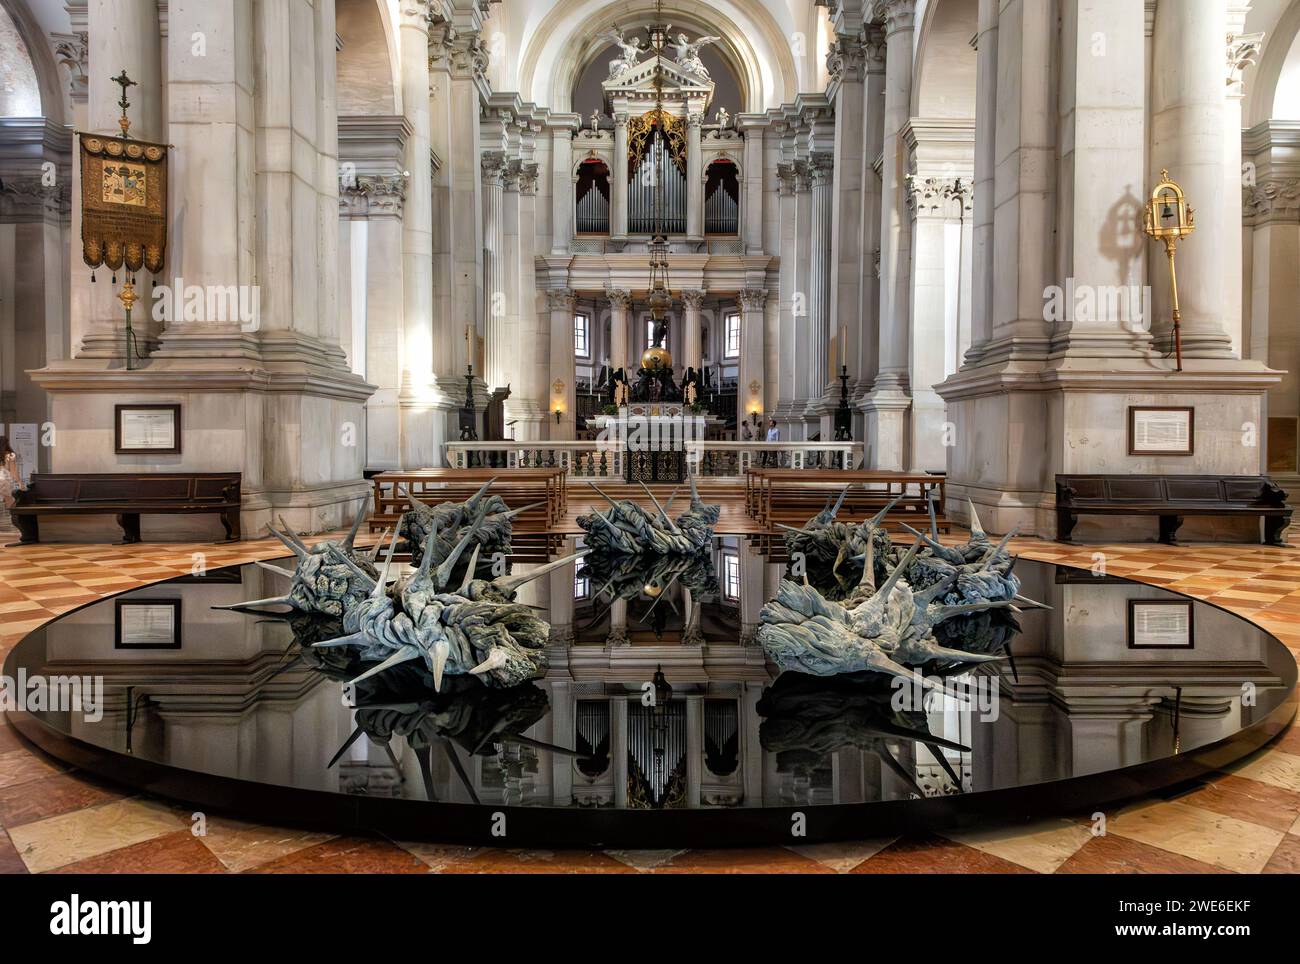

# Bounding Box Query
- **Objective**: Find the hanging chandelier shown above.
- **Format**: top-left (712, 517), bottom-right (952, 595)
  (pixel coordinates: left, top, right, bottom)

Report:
top-left (642, 0), bottom-right (674, 371)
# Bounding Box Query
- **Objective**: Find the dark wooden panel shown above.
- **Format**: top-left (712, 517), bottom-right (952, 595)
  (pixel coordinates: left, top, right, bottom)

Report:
top-left (1164, 478), bottom-right (1224, 501)
top-left (1104, 478), bottom-right (1165, 501)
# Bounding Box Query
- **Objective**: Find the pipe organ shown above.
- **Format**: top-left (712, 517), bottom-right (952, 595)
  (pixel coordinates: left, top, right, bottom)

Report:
top-left (705, 176), bottom-right (739, 235)
top-left (576, 181), bottom-right (610, 233)
top-left (628, 699), bottom-right (687, 808)
top-left (629, 135), bottom-right (687, 234)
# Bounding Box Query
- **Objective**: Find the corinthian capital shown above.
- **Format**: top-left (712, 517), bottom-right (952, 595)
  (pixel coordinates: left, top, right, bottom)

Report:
top-left (606, 287), bottom-right (634, 310)
top-left (547, 288), bottom-right (578, 311)
top-left (879, 0), bottom-right (916, 36)
top-left (1226, 31), bottom-right (1265, 98)
top-left (738, 288), bottom-right (768, 312)
top-left (681, 289), bottom-right (706, 310)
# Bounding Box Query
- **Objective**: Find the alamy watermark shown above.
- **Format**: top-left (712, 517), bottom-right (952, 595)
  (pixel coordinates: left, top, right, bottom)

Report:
top-left (0, 669), bottom-right (103, 723)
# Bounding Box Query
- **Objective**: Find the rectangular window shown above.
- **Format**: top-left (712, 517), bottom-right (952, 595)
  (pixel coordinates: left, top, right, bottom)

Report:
top-left (574, 314), bottom-right (590, 357)
top-left (574, 558), bottom-right (590, 600)
top-left (723, 551), bottom-right (740, 602)
top-left (724, 312), bottom-right (740, 358)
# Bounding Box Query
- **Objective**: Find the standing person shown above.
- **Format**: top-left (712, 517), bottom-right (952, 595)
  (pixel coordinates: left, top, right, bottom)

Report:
top-left (762, 417), bottom-right (779, 466)
top-left (0, 436), bottom-right (25, 532)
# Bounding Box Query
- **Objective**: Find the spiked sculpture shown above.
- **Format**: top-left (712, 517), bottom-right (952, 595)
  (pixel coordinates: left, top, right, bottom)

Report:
top-left (398, 478), bottom-right (541, 583)
top-left (758, 538), bottom-right (1030, 681)
top-left (576, 479), bottom-right (719, 556)
top-left (216, 500), bottom-right (380, 616)
top-left (311, 517), bottom-right (589, 691)
top-left (779, 487), bottom-right (899, 599)
top-left (331, 666), bottom-right (584, 804)
top-left (580, 546), bottom-right (718, 640)
top-left (893, 498), bottom-right (1044, 611)
top-left (757, 671), bottom-right (970, 797)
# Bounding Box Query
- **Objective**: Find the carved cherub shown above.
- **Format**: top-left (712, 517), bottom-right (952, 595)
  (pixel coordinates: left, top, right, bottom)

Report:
top-left (670, 33), bottom-right (719, 77)
top-left (606, 28), bottom-right (645, 77)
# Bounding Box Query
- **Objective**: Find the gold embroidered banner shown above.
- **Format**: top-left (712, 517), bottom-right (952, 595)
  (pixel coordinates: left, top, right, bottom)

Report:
top-left (78, 133), bottom-right (168, 274)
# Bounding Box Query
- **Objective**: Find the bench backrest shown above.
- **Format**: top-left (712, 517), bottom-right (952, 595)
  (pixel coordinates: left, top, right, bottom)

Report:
top-left (24, 473), bottom-right (241, 505)
top-left (1056, 475), bottom-right (1285, 507)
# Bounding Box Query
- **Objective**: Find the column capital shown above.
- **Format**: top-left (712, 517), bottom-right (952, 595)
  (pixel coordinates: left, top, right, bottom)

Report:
top-left (810, 151), bottom-right (834, 186)
top-left (826, 36), bottom-right (867, 84)
top-left (606, 287), bottom-right (634, 310)
top-left (51, 31), bottom-right (89, 105)
top-left (738, 288), bottom-right (768, 312)
top-left (518, 161), bottom-right (540, 196)
top-left (776, 161), bottom-right (799, 196)
top-left (905, 174), bottom-right (972, 217)
top-left (338, 174), bottom-right (408, 218)
top-left (1227, 31), bottom-right (1265, 99)
top-left (1244, 177), bottom-right (1300, 223)
top-left (481, 149), bottom-right (507, 186)
top-left (681, 289), bottom-right (706, 309)
top-left (547, 288), bottom-right (578, 311)
top-left (864, 24), bottom-right (887, 71)
top-left (879, 0), bottom-right (916, 36)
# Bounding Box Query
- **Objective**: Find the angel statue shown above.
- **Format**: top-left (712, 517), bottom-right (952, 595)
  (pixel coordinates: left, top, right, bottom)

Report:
top-left (669, 33), bottom-right (719, 78)
top-left (606, 28), bottom-right (645, 78)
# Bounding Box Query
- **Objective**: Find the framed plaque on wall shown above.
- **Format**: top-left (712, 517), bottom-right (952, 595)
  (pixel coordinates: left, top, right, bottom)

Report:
top-left (115, 598), bottom-right (182, 650)
top-left (1127, 599), bottom-right (1194, 649)
top-left (114, 404), bottom-right (181, 455)
top-left (1127, 406), bottom-right (1194, 456)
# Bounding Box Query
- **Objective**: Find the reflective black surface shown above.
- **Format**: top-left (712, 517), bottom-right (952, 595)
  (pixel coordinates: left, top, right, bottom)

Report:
top-left (5, 557), bottom-right (1295, 846)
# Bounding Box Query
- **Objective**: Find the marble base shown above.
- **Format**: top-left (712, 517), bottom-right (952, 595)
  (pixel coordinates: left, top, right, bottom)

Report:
top-left (936, 355), bottom-right (1284, 539)
top-left (28, 346), bottom-right (376, 538)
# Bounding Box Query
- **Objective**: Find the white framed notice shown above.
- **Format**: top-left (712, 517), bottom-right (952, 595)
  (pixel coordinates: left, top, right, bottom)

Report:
top-left (115, 598), bottom-right (182, 649)
top-left (115, 404), bottom-right (181, 455)
top-left (5, 423), bottom-right (38, 484)
top-left (1128, 406), bottom-right (1194, 456)
top-left (1127, 599), bottom-right (1194, 649)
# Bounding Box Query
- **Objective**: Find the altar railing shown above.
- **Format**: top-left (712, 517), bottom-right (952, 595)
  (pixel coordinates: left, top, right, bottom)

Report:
top-left (444, 440), bottom-right (863, 478)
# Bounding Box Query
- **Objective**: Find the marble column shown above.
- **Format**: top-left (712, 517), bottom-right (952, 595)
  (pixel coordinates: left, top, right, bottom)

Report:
top-left (828, 35), bottom-right (866, 403)
top-left (1150, 0), bottom-right (1233, 357)
top-left (547, 537), bottom-right (577, 645)
top-left (607, 288), bottom-right (632, 376)
top-left (78, 0), bottom-right (163, 359)
top-left (612, 113), bottom-right (629, 239)
top-left (856, 27), bottom-right (887, 409)
top-left (550, 125), bottom-right (574, 254)
top-left (963, 0), bottom-right (998, 364)
top-left (340, 172), bottom-right (407, 472)
top-left (774, 162), bottom-right (801, 436)
top-left (738, 288), bottom-right (767, 429)
top-left (1050, 0), bottom-right (1151, 357)
top-left (686, 111), bottom-right (704, 240)
top-left (1224, 21), bottom-right (1264, 358)
top-left (791, 159), bottom-right (815, 429)
top-left (681, 289), bottom-right (705, 374)
top-left (806, 151), bottom-right (834, 426)
top-left (862, 0), bottom-right (915, 469)
top-left (547, 288), bottom-right (577, 439)
top-left (513, 162), bottom-right (546, 439)
top-left (481, 151), bottom-right (506, 391)
top-left (607, 598), bottom-right (629, 647)
top-left (397, 0), bottom-right (436, 467)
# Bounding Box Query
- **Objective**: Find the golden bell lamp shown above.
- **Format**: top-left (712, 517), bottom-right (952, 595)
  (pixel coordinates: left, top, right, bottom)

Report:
top-left (1143, 169), bottom-right (1195, 372)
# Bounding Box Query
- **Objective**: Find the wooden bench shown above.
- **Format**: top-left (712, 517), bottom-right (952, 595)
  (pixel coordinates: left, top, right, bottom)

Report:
top-left (748, 469), bottom-right (948, 529)
top-left (1055, 474), bottom-right (1291, 546)
top-left (10, 472), bottom-right (242, 545)
top-left (368, 468), bottom-right (566, 561)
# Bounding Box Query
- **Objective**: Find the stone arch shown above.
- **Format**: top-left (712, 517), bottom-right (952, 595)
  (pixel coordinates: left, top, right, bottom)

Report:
top-left (912, 0), bottom-right (978, 119)
top-left (517, 0), bottom-right (799, 113)
top-left (1247, 0), bottom-right (1300, 126)
top-left (336, 0), bottom-right (399, 115)
top-left (0, 0), bottom-right (65, 123)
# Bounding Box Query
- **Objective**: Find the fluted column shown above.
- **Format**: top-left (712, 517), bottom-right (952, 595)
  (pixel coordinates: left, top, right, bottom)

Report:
top-left (827, 35), bottom-right (867, 401)
top-left (681, 289), bottom-right (705, 373)
top-left (1150, 0), bottom-right (1233, 357)
top-left (1224, 19), bottom-right (1263, 357)
top-left (963, 0), bottom-right (998, 364)
top-left (547, 288), bottom-right (577, 439)
top-left (806, 151), bottom-right (834, 419)
top-left (78, 0), bottom-right (164, 358)
top-left (738, 288), bottom-right (767, 428)
top-left (686, 111), bottom-right (704, 239)
top-left (607, 288), bottom-right (632, 376)
top-left (398, 0), bottom-right (435, 467)
top-left (612, 113), bottom-right (629, 239)
top-left (863, 0), bottom-right (915, 470)
top-left (481, 151), bottom-right (506, 390)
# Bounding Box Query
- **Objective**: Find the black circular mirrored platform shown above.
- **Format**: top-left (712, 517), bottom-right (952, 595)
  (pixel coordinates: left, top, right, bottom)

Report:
top-left (4, 557), bottom-right (1295, 848)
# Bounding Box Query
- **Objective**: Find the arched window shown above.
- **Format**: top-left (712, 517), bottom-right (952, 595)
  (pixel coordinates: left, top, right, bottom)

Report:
top-left (704, 159), bottom-right (739, 235)
top-left (575, 159), bottom-right (610, 233)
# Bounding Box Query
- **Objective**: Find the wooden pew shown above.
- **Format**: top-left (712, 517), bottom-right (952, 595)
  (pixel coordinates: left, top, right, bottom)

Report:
top-left (10, 472), bottom-right (241, 544)
top-left (1056, 474), bottom-right (1291, 545)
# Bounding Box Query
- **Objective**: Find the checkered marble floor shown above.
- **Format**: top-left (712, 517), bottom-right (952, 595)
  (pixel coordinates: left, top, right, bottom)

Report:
top-left (1, 532), bottom-right (1298, 874)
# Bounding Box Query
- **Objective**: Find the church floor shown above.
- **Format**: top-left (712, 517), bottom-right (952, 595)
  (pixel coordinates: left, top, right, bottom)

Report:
top-left (1, 533), bottom-right (1298, 874)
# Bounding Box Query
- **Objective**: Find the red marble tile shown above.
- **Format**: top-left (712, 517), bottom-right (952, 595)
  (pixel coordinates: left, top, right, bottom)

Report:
top-left (1262, 834), bottom-right (1300, 874)
top-left (852, 834), bottom-right (1035, 874)
top-left (246, 836), bottom-right (428, 874)
top-left (51, 830), bottom-right (227, 874)
top-left (0, 830), bottom-right (27, 874)
top-left (648, 848), bottom-right (830, 874)
top-left (1055, 833), bottom-right (1228, 874)
top-left (0, 771), bottom-right (126, 829)
top-left (439, 849), bottom-right (638, 874)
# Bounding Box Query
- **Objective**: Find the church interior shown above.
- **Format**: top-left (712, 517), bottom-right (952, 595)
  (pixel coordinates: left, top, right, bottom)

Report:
top-left (0, 0), bottom-right (1298, 888)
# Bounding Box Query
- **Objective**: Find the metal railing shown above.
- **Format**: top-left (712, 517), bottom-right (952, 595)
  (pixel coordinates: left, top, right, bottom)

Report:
top-left (444, 440), bottom-right (863, 477)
